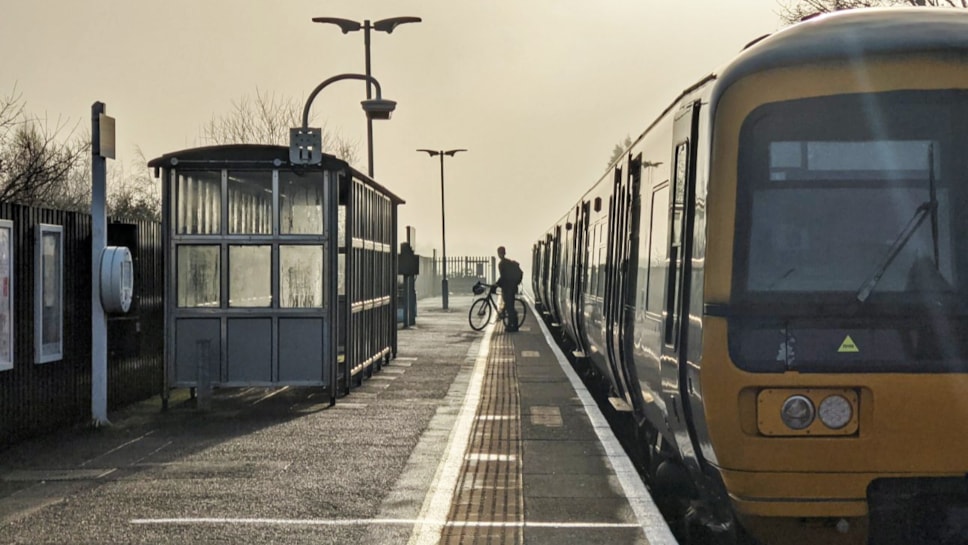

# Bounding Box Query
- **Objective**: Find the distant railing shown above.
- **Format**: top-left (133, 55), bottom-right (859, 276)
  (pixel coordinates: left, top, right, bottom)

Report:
top-left (399, 255), bottom-right (495, 301)
top-left (434, 255), bottom-right (495, 297)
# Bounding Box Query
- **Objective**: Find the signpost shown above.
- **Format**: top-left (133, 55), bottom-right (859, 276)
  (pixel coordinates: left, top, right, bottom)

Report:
top-left (91, 102), bottom-right (114, 427)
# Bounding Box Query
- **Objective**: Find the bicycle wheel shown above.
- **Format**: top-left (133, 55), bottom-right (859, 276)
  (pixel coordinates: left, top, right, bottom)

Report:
top-left (468, 298), bottom-right (492, 331)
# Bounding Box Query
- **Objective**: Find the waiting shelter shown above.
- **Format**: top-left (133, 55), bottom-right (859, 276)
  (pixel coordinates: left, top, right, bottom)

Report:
top-left (149, 144), bottom-right (403, 405)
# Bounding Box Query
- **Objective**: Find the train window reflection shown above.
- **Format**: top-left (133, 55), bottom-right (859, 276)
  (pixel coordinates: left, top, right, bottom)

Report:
top-left (746, 188), bottom-right (954, 293)
top-left (646, 186), bottom-right (669, 313)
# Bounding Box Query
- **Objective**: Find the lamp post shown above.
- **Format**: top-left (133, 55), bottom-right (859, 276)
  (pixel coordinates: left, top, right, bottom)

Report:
top-left (417, 148), bottom-right (467, 310)
top-left (314, 16), bottom-right (421, 178)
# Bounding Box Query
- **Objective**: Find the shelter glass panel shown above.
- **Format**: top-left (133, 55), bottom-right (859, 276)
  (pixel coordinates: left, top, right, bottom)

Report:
top-left (176, 171), bottom-right (221, 235)
top-left (280, 245), bottom-right (324, 308)
top-left (177, 245), bottom-right (220, 308)
top-left (338, 253), bottom-right (345, 296)
top-left (338, 205), bottom-right (346, 247)
top-left (280, 171), bottom-right (325, 235)
top-left (228, 171), bottom-right (272, 234)
top-left (229, 245), bottom-right (271, 307)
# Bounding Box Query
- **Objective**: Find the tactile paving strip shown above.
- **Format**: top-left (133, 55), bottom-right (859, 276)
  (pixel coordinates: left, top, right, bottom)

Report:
top-left (441, 326), bottom-right (523, 545)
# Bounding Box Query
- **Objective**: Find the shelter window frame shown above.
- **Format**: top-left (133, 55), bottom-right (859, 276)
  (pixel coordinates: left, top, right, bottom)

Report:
top-left (35, 224), bottom-right (63, 364)
top-left (0, 220), bottom-right (12, 371)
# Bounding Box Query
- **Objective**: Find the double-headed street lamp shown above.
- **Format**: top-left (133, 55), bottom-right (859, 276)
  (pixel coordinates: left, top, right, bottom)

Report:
top-left (314, 16), bottom-right (422, 178)
top-left (417, 149), bottom-right (467, 310)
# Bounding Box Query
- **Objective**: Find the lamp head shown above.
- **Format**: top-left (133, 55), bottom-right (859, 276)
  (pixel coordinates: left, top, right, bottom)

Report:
top-left (373, 16), bottom-right (422, 33)
top-left (312, 17), bottom-right (362, 33)
top-left (362, 98), bottom-right (396, 120)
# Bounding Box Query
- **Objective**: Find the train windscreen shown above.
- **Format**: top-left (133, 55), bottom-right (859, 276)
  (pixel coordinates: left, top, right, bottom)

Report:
top-left (729, 90), bottom-right (968, 373)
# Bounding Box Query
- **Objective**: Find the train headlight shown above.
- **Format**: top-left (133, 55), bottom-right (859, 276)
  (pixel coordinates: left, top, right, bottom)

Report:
top-left (780, 395), bottom-right (815, 430)
top-left (818, 395), bottom-right (853, 429)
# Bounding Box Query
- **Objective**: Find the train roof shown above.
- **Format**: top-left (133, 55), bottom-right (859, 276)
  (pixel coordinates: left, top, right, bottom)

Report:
top-left (713, 8), bottom-right (968, 105)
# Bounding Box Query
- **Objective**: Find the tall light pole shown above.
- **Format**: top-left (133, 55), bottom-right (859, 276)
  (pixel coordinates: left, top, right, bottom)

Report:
top-left (313, 16), bottom-right (421, 178)
top-left (417, 149), bottom-right (466, 310)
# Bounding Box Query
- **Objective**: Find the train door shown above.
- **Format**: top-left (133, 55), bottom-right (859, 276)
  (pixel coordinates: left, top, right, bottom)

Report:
top-left (660, 101), bottom-right (705, 474)
top-left (555, 220), bottom-right (575, 331)
top-left (531, 243), bottom-right (540, 306)
top-left (603, 163), bottom-right (635, 408)
top-left (606, 157), bottom-right (643, 411)
top-left (550, 225), bottom-right (563, 325)
top-left (572, 201), bottom-right (591, 356)
top-left (541, 233), bottom-right (552, 316)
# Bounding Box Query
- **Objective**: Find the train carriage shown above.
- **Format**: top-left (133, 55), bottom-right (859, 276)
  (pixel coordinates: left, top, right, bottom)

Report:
top-left (533, 9), bottom-right (968, 544)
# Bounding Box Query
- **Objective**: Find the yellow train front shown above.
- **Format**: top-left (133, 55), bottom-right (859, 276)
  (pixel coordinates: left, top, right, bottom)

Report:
top-left (704, 9), bottom-right (968, 544)
top-left (533, 8), bottom-right (968, 545)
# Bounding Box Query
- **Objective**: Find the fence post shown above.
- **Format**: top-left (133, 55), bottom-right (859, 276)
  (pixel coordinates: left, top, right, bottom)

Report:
top-left (430, 249), bottom-right (436, 296)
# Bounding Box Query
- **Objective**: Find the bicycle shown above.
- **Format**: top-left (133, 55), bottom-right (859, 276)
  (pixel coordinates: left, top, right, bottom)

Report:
top-left (468, 281), bottom-right (528, 331)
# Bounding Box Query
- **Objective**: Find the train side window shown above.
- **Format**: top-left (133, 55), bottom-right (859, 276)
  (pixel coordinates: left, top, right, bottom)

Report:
top-left (588, 223), bottom-right (601, 295)
top-left (666, 142), bottom-right (690, 344)
top-left (588, 225), bottom-right (594, 296)
top-left (646, 185), bottom-right (670, 314)
top-left (595, 221), bottom-right (608, 297)
top-left (672, 143), bottom-right (688, 247)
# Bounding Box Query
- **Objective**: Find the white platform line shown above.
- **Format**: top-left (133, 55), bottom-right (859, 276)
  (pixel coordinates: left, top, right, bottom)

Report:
top-left (79, 430), bottom-right (155, 467)
top-left (531, 301), bottom-right (679, 545)
top-left (130, 517), bottom-right (640, 529)
top-left (406, 319), bottom-right (495, 545)
top-left (252, 386), bottom-right (289, 405)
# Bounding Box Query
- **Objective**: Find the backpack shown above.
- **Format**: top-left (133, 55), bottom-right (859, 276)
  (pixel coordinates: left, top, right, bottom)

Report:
top-left (506, 259), bottom-right (523, 287)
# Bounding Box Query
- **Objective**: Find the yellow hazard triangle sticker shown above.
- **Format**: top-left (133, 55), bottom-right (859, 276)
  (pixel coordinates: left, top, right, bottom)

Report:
top-left (838, 335), bottom-right (859, 353)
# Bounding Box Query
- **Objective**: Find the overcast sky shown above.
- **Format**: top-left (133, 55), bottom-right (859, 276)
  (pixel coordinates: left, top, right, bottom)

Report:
top-left (1, 0), bottom-right (788, 263)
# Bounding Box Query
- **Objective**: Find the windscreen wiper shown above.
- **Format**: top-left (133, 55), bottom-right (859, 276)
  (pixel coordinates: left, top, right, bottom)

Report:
top-left (856, 144), bottom-right (940, 303)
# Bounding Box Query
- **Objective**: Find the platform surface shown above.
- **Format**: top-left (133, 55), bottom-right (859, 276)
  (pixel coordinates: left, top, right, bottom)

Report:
top-left (0, 295), bottom-right (675, 545)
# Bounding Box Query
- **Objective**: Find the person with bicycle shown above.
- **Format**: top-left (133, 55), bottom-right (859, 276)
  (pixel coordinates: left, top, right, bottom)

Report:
top-left (495, 246), bottom-right (522, 332)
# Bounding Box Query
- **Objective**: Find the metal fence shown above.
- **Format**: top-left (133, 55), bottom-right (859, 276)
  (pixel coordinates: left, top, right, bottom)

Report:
top-left (410, 255), bottom-right (495, 300)
top-left (439, 255), bottom-right (495, 296)
top-left (0, 203), bottom-right (163, 448)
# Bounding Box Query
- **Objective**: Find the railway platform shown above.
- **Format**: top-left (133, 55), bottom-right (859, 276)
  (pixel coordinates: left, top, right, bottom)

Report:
top-left (0, 295), bottom-right (676, 545)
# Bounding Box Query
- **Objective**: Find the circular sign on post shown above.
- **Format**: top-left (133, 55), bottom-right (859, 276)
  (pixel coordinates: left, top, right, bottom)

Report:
top-left (100, 246), bottom-right (133, 314)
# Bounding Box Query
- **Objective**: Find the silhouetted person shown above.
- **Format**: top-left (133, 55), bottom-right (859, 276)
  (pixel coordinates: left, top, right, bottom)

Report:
top-left (495, 246), bottom-right (522, 332)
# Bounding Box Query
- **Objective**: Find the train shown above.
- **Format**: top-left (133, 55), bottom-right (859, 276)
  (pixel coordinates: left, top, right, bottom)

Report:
top-left (531, 9), bottom-right (968, 545)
